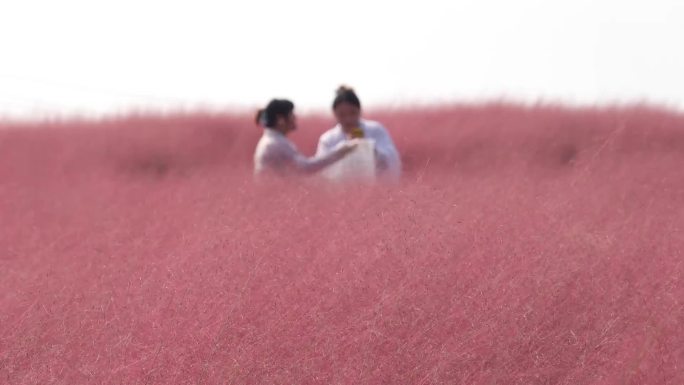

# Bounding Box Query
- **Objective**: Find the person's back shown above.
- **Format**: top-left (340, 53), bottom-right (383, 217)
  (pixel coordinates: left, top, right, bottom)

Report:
top-left (254, 128), bottom-right (298, 176)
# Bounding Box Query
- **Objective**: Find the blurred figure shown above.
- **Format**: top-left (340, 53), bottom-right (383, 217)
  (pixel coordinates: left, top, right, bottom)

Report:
top-left (254, 99), bottom-right (357, 176)
top-left (316, 86), bottom-right (401, 181)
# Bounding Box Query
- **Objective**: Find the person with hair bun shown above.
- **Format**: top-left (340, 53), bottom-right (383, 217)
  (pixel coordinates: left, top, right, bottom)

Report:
top-left (316, 86), bottom-right (401, 181)
top-left (253, 98), bottom-right (359, 176)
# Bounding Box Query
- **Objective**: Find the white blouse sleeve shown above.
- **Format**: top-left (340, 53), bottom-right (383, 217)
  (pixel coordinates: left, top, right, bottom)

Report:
top-left (292, 143), bottom-right (348, 174)
top-left (371, 125), bottom-right (401, 177)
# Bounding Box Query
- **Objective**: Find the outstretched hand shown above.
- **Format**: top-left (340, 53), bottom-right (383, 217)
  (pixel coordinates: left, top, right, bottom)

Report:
top-left (338, 138), bottom-right (362, 155)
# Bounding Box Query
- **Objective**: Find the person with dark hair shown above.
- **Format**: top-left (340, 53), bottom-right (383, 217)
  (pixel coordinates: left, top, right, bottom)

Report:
top-left (253, 98), bottom-right (358, 176)
top-left (316, 86), bottom-right (401, 180)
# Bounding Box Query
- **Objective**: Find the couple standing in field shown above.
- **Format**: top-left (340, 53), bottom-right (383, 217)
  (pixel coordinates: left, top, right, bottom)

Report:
top-left (253, 86), bottom-right (401, 181)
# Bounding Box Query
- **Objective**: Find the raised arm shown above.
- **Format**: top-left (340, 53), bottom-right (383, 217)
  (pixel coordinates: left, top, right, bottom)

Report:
top-left (293, 141), bottom-right (356, 174)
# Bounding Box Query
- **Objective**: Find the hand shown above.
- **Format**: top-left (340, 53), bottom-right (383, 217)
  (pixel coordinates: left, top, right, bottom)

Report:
top-left (338, 139), bottom-right (361, 155)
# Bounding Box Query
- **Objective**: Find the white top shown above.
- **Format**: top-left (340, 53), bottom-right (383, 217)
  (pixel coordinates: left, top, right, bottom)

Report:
top-left (316, 119), bottom-right (401, 180)
top-left (321, 139), bottom-right (377, 182)
top-left (253, 128), bottom-right (346, 176)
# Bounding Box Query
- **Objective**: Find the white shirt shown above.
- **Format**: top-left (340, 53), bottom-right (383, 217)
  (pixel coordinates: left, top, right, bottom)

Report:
top-left (254, 128), bottom-right (346, 176)
top-left (316, 119), bottom-right (401, 181)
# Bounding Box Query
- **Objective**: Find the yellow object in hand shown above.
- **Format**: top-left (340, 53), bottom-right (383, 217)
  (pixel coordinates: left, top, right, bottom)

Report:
top-left (350, 127), bottom-right (364, 138)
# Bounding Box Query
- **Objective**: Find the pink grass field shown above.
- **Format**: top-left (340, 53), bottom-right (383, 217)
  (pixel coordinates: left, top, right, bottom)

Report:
top-left (1, 104), bottom-right (683, 384)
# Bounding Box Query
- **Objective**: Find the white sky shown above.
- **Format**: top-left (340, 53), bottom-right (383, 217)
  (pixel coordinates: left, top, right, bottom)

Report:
top-left (0, 0), bottom-right (683, 118)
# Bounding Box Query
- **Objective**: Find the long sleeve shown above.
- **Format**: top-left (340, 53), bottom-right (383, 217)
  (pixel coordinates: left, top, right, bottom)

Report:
top-left (255, 130), bottom-right (346, 176)
top-left (291, 144), bottom-right (347, 174)
top-left (369, 125), bottom-right (401, 179)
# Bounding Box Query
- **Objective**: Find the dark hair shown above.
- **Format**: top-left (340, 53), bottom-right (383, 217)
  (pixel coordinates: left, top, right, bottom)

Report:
top-left (255, 99), bottom-right (295, 128)
top-left (332, 85), bottom-right (361, 110)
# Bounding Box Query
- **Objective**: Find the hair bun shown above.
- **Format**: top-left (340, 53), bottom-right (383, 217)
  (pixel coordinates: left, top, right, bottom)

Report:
top-left (332, 85), bottom-right (361, 110)
top-left (336, 85), bottom-right (354, 95)
top-left (255, 108), bottom-right (266, 126)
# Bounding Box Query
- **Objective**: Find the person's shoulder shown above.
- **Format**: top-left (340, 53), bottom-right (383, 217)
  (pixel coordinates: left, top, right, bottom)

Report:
top-left (363, 119), bottom-right (385, 130)
top-left (259, 131), bottom-right (293, 153)
top-left (362, 120), bottom-right (390, 137)
top-left (319, 125), bottom-right (343, 143)
top-left (254, 131), bottom-right (271, 148)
